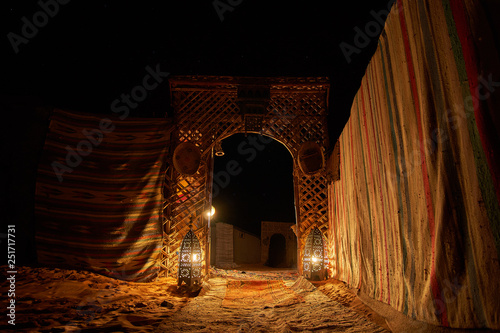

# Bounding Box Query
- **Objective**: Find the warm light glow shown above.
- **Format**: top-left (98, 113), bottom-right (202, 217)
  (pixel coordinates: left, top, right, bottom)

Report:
top-left (312, 256), bottom-right (319, 263)
top-left (206, 206), bottom-right (215, 217)
top-left (192, 253), bottom-right (199, 262)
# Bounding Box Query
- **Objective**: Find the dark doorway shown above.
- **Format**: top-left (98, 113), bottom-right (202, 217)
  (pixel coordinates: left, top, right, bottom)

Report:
top-left (288, 235), bottom-right (298, 268)
top-left (267, 233), bottom-right (287, 267)
top-left (211, 134), bottom-right (295, 237)
top-left (211, 134), bottom-right (296, 270)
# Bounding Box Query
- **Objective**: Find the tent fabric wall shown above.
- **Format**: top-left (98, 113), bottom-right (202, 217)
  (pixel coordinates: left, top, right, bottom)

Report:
top-left (328, 0), bottom-right (500, 329)
top-left (35, 109), bottom-right (172, 282)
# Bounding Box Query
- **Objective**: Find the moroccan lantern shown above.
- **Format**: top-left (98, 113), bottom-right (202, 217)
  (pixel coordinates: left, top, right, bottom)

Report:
top-left (178, 229), bottom-right (202, 286)
top-left (303, 227), bottom-right (328, 281)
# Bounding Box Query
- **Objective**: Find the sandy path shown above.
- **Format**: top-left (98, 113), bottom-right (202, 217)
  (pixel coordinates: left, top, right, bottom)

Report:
top-left (1, 266), bottom-right (389, 332)
top-left (161, 277), bottom-right (387, 332)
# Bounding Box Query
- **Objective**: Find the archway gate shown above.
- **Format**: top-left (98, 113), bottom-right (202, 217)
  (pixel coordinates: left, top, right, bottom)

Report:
top-left (160, 76), bottom-right (330, 278)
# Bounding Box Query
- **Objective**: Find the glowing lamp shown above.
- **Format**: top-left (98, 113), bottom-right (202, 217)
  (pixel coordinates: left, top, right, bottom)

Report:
top-left (206, 206), bottom-right (215, 217)
top-left (303, 227), bottom-right (328, 281)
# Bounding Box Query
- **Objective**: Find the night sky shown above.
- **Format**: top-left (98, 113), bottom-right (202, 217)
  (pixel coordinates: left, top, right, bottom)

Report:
top-left (1, 0), bottom-right (391, 261)
top-left (2, 0), bottom-right (388, 120)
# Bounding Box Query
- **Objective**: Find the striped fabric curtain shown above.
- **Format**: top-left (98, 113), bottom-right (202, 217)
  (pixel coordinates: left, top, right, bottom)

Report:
top-left (35, 109), bottom-right (172, 282)
top-left (328, 0), bottom-right (500, 329)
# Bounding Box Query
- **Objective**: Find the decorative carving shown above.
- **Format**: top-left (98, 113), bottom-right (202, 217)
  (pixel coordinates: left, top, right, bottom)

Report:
top-left (237, 84), bottom-right (270, 114)
top-left (298, 141), bottom-right (324, 175)
top-left (173, 142), bottom-right (201, 176)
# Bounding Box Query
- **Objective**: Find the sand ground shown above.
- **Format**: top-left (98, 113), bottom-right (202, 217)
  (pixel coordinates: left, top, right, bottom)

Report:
top-left (2, 264), bottom-right (495, 332)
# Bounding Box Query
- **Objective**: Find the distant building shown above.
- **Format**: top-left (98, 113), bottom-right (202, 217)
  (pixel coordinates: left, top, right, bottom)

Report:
top-left (261, 221), bottom-right (297, 268)
top-left (210, 221), bottom-right (297, 269)
top-left (233, 226), bottom-right (261, 264)
top-left (210, 222), bottom-right (260, 268)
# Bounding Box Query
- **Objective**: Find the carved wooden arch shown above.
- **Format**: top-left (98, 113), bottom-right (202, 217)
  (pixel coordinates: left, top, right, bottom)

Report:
top-left (160, 76), bottom-right (330, 278)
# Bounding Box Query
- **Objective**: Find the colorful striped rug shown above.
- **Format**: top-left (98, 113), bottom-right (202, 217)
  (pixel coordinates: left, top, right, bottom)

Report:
top-left (211, 267), bottom-right (299, 281)
top-left (222, 280), bottom-right (304, 308)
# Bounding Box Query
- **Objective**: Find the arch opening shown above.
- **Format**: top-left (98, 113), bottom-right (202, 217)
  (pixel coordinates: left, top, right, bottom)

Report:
top-left (163, 76), bottom-right (330, 279)
top-left (267, 233), bottom-right (286, 267)
top-left (209, 133), bottom-right (297, 270)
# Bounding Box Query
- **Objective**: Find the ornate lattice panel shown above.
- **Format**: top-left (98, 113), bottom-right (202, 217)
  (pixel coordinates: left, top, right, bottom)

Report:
top-left (178, 229), bottom-right (202, 286)
top-left (162, 76), bottom-right (330, 277)
top-left (161, 161), bottom-right (211, 277)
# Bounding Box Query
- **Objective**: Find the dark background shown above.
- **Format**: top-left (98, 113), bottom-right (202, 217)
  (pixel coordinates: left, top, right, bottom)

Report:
top-left (212, 134), bottom-right (295, 236)
top-left (1, 0), bottom-right (392, 262)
